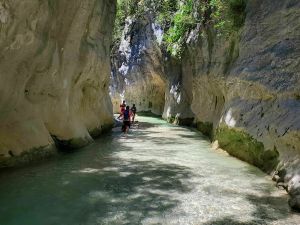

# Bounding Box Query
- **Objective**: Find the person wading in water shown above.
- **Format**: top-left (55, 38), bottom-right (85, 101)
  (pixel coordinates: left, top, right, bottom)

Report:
top-left (131, 104), bottom-right (137, 123)
top-left (117, 100), bottom-right (126, 119)
top-left (121, 106), bottom-right (132, 134)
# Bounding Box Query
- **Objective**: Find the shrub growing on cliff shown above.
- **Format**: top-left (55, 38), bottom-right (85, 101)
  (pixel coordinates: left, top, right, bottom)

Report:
top-left (113, 0), bottom-right (247, 56)
top-left (211, 0), bottom-right (247, 35)
top-left (112, 0), bottom-right (127, 45)
top-left (163, 0), bottom-right (197, 56)
top-left (161, 0), bottom-right (247, 57)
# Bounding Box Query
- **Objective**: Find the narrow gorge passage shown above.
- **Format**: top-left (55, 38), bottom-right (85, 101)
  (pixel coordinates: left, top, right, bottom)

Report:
top-left (0, 117), bottom-right (299, 225)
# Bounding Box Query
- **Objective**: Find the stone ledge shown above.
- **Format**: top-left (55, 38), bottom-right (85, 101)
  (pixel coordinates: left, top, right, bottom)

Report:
top-left (0, 144), bottom-right (57, 169)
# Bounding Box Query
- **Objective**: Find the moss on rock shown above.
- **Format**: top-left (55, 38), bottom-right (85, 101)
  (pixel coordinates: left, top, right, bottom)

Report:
top-left (137, 111), bottom-right (162, 117)
top-left (0, 145), bottom-right (56, 169)
top-left (167, 116), bottom-right (194, 126)
top-left (215, 126), bottom-right (279, 173)
top-left (167, 116), bottom-right (176, 124)
top-left (197, 121), bottom-right (213, 140)
top-left (177, 118), bottom-right (194, 126)
top-left (89, 123), bottom-right (113, 138)
top-left (52, 135), bottom-right (93, 151)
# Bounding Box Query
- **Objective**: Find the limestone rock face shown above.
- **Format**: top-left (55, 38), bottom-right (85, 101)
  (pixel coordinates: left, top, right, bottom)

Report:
top-left (111, 15), bottom-right (166, 115)
top-left (111, 14), bottom-right (194, 123)
top-left (186, 0), bottom-right (300, 209)
top-left (162, 57), bottom-right (194, 125)
top-left (0, 0), bottom-right (116, 167)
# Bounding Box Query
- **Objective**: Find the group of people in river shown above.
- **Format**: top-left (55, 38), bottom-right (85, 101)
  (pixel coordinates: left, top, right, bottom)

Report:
top-left (117, 100), bottom-right (137, 134)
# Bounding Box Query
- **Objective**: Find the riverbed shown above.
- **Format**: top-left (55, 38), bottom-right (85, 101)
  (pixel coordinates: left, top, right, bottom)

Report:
top-left (0, 117), bottom-right (299, 225)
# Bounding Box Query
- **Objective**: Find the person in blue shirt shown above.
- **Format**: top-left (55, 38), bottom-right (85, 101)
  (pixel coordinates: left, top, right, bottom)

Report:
top-left (121, 106), bottom-right (132, 134)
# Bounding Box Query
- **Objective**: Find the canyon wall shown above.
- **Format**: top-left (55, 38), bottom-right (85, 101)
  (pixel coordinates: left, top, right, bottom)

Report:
top-left (0, 0), bottom-right (116, 167)
top-left (111, 14), bottom-right (194, 123)
top-left (162, 56), bottom-right (194, 125)
top-left (110, 0), bottom-right (300, 210)
top-left (185, 0), bottom-right (300, 209)
top-left (111, 15), bottom-right (166, 115)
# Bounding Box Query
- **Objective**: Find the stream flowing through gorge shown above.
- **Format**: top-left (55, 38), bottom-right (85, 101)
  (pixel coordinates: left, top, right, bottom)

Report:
top-left (0, 117), bottom-right (299, 225)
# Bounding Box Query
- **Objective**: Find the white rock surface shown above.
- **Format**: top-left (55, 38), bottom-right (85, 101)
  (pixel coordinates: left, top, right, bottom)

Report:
top-left (0, 0), bottom-right (116, 166)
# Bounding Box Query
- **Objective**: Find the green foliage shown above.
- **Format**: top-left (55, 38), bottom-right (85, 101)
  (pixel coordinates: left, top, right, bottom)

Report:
top-left (113, 0), bottom-right (247, 57)
top-left (197, 121), bottom-right (213, 140)
top-left (112, 0), bottom-right (125, 45)
top-left (163, 0), bottom-right (197, 56)
top-left (113, 0), bottom-right (131, 45)
top-left (211, 0), bottom-right (247, 35)
top-left (216, 126), bottom-right (279, 172)
top-left (113, 0), bottom-right (159, 45)
top-left (156, 0), bottom-right (178, 29)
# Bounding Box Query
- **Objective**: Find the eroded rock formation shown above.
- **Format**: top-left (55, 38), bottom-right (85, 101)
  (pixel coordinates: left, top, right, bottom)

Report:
top-left (162, 56), bottom-right (194, 125)
top-left (111, 14), bottom-right (166, 115)
top-left (185, 0), bottom-right (300, 210)
top-left (0, 0), bottom-right (116, 167)
top-left (111, 14), bottom-right (194, 124)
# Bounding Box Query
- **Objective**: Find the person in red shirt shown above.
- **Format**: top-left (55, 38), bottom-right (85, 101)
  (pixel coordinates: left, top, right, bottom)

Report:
top-left (117, 100), bottom-right (126, 119)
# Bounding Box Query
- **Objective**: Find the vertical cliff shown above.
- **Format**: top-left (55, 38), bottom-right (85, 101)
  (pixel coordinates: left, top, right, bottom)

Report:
top-left (162, 56), bottom-right (194, 125)
top-left (111, 14), bottom-right (166, 115)
top-left (110, 0), bottom-right (300, 210)
top-left (111, 13), bottom-right (194, 123)
top-left (0, 0), bottom-right (116, 167)
top-left (185, 0), bottom-right (300, 209)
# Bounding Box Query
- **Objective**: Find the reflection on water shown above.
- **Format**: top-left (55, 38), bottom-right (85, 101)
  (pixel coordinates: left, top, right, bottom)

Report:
top-left (0, 117), bottom-right (299, 225)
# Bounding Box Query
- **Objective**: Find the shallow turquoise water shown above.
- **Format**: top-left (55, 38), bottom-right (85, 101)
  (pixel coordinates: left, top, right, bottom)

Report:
top-left (0, 116), bottom-right (299, 225)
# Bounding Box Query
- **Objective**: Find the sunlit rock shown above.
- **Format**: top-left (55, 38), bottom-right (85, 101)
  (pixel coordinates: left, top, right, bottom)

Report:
top-left (0, 0), bottom-right (116, 167)
top-left (185, 0), bottom-right (300, 208)
top-left (110, 14), bottom-right (166, 115)
top-left (110, 14), bottom-right (194, 123)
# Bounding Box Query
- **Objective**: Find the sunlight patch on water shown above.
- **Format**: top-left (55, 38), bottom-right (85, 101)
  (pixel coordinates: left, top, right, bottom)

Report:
top-left (0, 116), bottom-right (299, 225)
top-left (72, 168), bottom-right (101, 174)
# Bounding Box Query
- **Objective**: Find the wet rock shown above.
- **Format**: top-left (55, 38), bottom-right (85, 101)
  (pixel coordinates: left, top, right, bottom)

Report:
top-left (289, 196), bottom-right (300, 211)
top-left (272, 174), bottom-right (280, 182)
top-left (0, 145), bottom-right (56, 169)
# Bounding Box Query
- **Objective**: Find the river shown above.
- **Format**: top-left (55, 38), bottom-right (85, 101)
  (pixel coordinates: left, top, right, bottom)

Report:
top-left (0, 116), bottom-right (299, 225)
